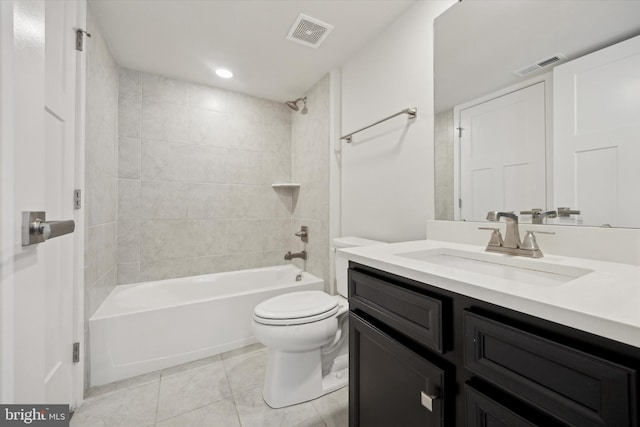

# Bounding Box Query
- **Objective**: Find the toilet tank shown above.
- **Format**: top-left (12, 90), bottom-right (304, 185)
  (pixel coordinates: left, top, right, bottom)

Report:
top-left (334, 237), bottom-right (385, 297)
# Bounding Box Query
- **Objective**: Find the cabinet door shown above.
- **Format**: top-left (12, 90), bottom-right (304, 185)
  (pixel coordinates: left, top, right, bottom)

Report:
top-left (349, 313), bottom-right (445, 427)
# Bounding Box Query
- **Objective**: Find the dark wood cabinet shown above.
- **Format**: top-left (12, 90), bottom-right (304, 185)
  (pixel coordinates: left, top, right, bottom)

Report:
top-left (464, 311), bottom-right (636, 427)
top-left (349, 312), bottom-right (445, 427)
top-left (348, 262), bottom-right (640, 427)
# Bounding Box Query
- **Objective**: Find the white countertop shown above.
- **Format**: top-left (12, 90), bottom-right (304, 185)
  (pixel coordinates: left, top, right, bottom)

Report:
top-left (339, 239), bottom-right (640, 349)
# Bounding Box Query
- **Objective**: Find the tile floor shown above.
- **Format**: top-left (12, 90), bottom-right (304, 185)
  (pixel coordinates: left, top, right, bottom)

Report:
top-left (71, 344), bottom-right (348, 427)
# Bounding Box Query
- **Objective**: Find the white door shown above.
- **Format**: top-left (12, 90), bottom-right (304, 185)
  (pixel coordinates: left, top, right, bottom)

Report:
top-left (554, 35), bottom-right (640, 228)
top-left (0, 0), bottom-right (85, 406)
top-left (458, 82), bottom-right (547, 221)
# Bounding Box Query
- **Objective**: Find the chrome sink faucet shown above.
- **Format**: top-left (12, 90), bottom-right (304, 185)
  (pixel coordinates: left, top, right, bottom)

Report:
top-left (486, 211), bottom-right (521, 248)
top-left (482, 211), bottom-right (554, 258)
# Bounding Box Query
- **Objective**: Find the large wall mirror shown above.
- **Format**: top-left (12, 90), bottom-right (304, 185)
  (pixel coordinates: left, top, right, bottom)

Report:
top-left (434, 0), bottom-right (640, 228)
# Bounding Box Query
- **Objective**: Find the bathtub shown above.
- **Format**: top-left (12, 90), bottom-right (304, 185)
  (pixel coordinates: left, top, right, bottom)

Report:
top-left (89, 265), bottom-right (323, 386)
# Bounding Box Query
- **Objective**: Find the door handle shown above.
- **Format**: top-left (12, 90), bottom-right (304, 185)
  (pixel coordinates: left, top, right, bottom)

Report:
top-left (420, 391), bottom-right (439, 412)
top-left (22, 211), bottom-right (75, 246)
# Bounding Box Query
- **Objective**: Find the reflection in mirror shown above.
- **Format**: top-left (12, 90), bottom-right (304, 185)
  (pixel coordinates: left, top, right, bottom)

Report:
top-left (434, 0), bottom-right (640, 227)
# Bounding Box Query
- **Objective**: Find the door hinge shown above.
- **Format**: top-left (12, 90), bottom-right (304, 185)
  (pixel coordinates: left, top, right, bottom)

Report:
top-left (456, 127), bottom-right (463, 137)
top-left (73, 342), bottom-right (80, 363)
top-left (74, 189), bottom-right (81, 209)
top-left (75, 29), bottom-right (91, 51)
top-left (459, 198), bottom-right (463, 208)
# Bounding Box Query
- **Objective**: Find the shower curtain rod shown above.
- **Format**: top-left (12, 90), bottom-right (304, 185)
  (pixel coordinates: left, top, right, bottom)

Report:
top-left (340, 107), bottom-right (417, 143)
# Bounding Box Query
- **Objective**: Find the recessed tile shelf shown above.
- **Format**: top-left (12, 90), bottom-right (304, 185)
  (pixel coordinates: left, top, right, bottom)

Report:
top-left (271, 183), bottom-right (301, 189)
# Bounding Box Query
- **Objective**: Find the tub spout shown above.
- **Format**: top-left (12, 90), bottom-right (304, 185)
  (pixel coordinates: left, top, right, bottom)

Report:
top-left (284, 251), bottom-right (307, 260)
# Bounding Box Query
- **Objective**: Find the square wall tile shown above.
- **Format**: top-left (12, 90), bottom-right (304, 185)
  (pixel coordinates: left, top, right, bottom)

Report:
top-left (118, 95), bottom-right (141, 138)
top-left (119, 68), bottom-right (142, 100)
top-left (140, 258), bottom-right (187, 282)
top-left (185, 219), bottom-right (228, 257)
top-left (186, 183), bottom-right (228, 219)
top-left (189, 83), bottom-right (228, 112)
top-left (141, 140), bottom-right (190, 181)
top-left (118, 220), bottom-right (140, 263)
top-left (118, 179), bottom-right (141, 220)
top-left (188, 146), bottom-right (231, 184)
top-left (118, 137), bottom-right (141, 179)
top-left (140, 220), bottom-right (188, 260)
top-left (188, 109), bottom-right (229, 147)
top-left (228, 185), bottom-right (262, 219)
top-left (141, 99), bottom-right (188, 143)
top-left (228, 220), bottom-right (262, 253)
top-left (140, 180), bottom-right (188, 220)
top-left (142, 73), bottom-right (188, 105)
top-left (262, 219), bottom-right (291, 252)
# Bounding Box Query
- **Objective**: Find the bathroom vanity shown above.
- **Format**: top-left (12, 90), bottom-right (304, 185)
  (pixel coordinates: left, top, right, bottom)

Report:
top-left (343, 240), bottom-right (640, 427)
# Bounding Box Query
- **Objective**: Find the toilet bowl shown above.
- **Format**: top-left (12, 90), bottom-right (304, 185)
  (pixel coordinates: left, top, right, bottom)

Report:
top-left (252, 236), bottom-right (385, 408)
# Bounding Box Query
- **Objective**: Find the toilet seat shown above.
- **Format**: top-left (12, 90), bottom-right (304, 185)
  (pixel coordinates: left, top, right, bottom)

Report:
top-left (254, 291), bottom-right (339, 326)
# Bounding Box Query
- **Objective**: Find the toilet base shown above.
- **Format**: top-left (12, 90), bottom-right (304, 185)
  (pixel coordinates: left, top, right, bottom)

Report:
top-left (262, 349), bottom-right (348, 408)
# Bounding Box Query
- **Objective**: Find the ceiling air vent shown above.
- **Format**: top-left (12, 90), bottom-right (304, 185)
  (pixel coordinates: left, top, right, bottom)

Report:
top-left (513, 53), bottom-right (567, 77)
top-left (286, 14), bottom-right (334, 49)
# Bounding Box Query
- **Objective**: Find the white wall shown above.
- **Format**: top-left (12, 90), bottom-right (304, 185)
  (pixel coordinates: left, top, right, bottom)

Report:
top-left (340, 0), bottom-right (455, 243)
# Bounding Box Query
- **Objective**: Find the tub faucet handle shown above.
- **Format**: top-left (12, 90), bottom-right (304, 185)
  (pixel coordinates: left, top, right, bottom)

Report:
top-left (294, 226), bottom-right (308, 242)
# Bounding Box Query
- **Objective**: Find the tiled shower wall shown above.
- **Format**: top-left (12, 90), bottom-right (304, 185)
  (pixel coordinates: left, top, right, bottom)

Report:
top-left (85, 7), bottom-right (118, 388)
top-left (85, 8), bottom-right (118, 319)
top-left (290, 75), bottom-right (331, 286)
top-left (116, 69), bottom-right (294, 283)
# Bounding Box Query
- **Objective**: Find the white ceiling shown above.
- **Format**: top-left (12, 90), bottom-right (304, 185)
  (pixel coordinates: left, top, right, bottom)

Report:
top-left (89, 0), bottom-right (416, 102)
top-left (434, 0), bottom-right (640, 113)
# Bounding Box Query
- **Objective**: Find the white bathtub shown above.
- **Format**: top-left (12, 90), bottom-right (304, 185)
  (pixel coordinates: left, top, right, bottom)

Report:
top-left (89, 265), bottom-right (323, 386)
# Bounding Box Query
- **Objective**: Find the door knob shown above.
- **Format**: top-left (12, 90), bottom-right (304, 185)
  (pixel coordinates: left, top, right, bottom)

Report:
top-left (22, 211), bottom-right (75, 246)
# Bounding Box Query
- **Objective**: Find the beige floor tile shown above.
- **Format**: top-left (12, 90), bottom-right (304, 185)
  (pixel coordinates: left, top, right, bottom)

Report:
top-left (156, 359), bottom-right (232, 421)
top-left (155, 398), bottom-right (241, 427)
top-left (223, 347), bottom-right (267, 396)
top-left (311, 387), bottom-right (349, 427)
top-left (70, 382), bottom-right (158, 427)
top-left (234, 386), bottom-right (327, 427)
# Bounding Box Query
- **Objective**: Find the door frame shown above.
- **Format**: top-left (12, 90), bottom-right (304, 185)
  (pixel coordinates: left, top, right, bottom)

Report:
top-left (0, 0), bottom-right (16, 404)
top-left (0, 0), bottom-right (86, 408)
top-left (452, 72), bottom-right (553, 220)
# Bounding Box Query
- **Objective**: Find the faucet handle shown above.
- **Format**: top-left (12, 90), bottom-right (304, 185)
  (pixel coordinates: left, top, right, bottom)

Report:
top-left (519, 208), bottom-right (542, 216)
top-left (478, 227), bottom-right (503, 247)
top-left (557, 207), bottom-right (580, 217)
top-left (521, 230), bottom-right (555, 251)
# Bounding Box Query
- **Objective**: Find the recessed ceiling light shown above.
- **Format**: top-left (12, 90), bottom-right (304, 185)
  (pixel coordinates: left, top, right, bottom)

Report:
top-left (215, 68), bottom-right (233, 79)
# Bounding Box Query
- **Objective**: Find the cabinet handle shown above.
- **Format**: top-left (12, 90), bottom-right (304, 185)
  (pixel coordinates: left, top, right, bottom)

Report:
top-left (420, 391), bottom-right (439, 412)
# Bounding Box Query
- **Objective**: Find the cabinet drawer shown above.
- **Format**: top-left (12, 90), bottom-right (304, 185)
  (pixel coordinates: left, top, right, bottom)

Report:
top-left (465, 384), bottom-right (538, 427)
top-left (463, 311), bottom-right (637, 427)
top-left (350, 312), bottom-right (446, 427)
top-left (349, 269), bottom-right (443, 352)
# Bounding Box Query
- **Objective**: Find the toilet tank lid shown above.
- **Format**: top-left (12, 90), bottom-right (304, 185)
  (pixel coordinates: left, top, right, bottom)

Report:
top-left (333, 236), bottom-right (386, 248)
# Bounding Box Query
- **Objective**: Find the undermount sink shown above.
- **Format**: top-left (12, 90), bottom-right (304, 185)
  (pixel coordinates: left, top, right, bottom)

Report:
top-left (394, 248), bottom-right (593, 286)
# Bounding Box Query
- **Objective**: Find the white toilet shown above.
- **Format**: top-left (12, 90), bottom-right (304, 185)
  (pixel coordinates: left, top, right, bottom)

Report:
top-left (252, 236), bottom-right (384, 408)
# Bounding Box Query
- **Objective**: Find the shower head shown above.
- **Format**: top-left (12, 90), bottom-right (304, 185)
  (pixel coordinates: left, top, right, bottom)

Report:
top-left (285, 97), bottom-right (308, 114)
top-left (285, 100), bottom-right (299, 111)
